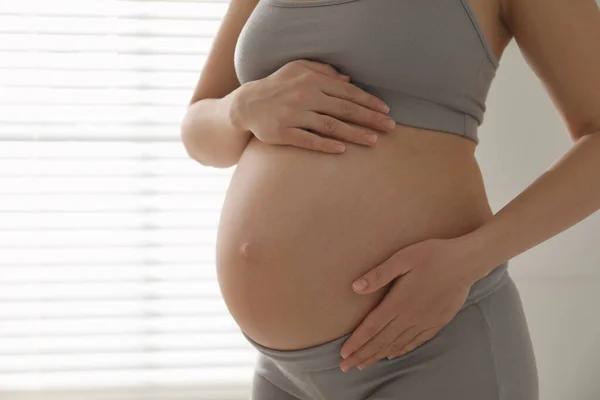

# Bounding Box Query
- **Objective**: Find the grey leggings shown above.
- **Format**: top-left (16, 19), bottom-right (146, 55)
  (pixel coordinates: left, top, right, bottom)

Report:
top-left (242, 269), bottom-right (539, 399)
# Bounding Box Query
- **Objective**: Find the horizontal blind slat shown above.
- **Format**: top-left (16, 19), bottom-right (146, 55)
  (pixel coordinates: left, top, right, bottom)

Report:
top-left (0, 212), bottom-right (220, 230)
top-left (0, 34), bottom-right (215, 53)
top-left (0, 353), bottom-right (255, 373)
top-left (0, 69), bottom-right (201, 87)
top-left (0, 52), bottom-right (206, 70)
top-left (0, 1), bottom-right (229, 19)
top-left (0, 298), bottom-right (230, 318)
top-left (0, 368), bottom-right (254, 391)
top-left (0, 16), bottom-right (222, 36)
top-left (0, 176), bottom-right (229, 193)
top-left (0, 159), bottom-right (215, 174)
top-left (0, 247), bottom-right (216, 265)
top-left (1, 316), bottom-right (238, 336)
top-left (0, 281), bottom-right (223, 300)
top-left (0, 88), bottom-right (192, 106)
top-left (0, 266), bottom-right (217, 282)
top-left (0, 334), bottom-right (252, 354)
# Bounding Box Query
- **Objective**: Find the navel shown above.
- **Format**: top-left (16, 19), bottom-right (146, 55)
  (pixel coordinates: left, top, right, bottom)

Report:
top-left (239, 241), bottom-right (257, 261)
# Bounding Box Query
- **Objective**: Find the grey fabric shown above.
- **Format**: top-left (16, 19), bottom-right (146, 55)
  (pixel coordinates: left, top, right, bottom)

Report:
top-left (234, 0), bottom-right (500, 144)
top-left (243, 270), bottom-right (538, 399)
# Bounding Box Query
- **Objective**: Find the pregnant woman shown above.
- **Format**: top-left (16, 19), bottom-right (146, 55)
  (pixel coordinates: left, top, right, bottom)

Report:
top-left (181, 0), bottom-right (600, 398)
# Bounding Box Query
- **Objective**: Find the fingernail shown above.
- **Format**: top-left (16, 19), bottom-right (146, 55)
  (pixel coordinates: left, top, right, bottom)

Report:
top-left (340, 365), bottom-right (349, 373)
top-left (379, 103), bottom-right (390, 113)
top-left (381, 117), bottom-right (396, 130)
top-left (365, 133), bottom-right (377, 144)
top-left (353, 278), bottom-right (367, 291)
top-left (334, 142), bottom-right (346, 152)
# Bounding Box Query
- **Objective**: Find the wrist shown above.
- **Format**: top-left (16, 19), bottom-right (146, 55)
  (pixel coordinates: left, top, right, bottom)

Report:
top-left (226, 81), bottom-right (255, 133)
top-left (452, 225), bottom-right (503, 283)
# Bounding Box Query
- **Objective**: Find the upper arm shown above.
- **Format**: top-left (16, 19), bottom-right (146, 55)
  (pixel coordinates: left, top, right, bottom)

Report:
top-left (188, 0), bottom-right (259, 105)
top-left (501, 0), bottom-right (600, 140)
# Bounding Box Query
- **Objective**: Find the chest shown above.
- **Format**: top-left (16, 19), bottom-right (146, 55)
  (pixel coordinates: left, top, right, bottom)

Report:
top-left (234, 0), bottom-right (495, 95)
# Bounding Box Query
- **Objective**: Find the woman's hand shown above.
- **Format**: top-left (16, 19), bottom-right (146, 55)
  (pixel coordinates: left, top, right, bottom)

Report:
top-left (232, 59), bottom-right (396, 154)
top-left (338, 237), bottom-right (483, 372)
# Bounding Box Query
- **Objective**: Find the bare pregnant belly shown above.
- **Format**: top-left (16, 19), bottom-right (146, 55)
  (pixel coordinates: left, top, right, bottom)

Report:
top-left (215, 125), bottom-right (495, 350)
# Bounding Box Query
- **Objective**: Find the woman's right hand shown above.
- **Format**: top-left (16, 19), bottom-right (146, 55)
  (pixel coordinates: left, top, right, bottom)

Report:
top-left (232, 59), bottom-right (396, 154)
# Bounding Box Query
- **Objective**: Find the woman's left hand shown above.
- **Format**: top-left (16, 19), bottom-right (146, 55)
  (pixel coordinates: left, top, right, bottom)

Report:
top-left (339, 236), bottom-right (485, 372)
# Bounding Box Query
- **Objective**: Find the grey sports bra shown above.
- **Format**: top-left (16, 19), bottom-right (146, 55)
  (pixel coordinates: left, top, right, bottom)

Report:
top-left (234, 0), bottom-right (500, 144)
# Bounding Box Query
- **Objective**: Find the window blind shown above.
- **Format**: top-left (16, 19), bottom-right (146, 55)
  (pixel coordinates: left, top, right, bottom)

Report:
top-left (0, 1), bottom-right (256, 399)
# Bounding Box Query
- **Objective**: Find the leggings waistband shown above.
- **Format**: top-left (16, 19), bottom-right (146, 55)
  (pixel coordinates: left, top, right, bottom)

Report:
top-left (461, 260), bottom-right (509, 310)
top-left (242, 329), bottom-right (351, 371)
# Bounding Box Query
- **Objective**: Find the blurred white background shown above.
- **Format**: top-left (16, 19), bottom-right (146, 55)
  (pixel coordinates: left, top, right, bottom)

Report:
top-left (478, 33), bottom-right (600, 399)
top-left (0, 0), bottom-right (598, 399)
top-left (0, 1), bottom-right (251, 399)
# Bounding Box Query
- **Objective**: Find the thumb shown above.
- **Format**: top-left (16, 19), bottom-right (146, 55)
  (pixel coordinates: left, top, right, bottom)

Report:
top-left (352, 254), bottom-right (411, 294)
top-left (297, 59), bottom-right (349, 81)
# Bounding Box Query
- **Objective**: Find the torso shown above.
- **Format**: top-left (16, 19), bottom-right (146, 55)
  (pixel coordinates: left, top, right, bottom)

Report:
top-left (216, 0), bottom-right (514, 350)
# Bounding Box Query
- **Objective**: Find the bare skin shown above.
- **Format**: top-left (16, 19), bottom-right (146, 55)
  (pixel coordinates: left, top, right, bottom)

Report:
top-left (183, 0), bottom-right (515, 350)
top-left (216, 124), bottom-right (495, 350)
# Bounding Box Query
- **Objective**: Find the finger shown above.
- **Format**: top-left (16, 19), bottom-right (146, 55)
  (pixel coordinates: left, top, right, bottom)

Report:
top-left (341, 319), bottom-right (413, 372)
top-left (315, 95), bottom-right (393, 138)
top-left (382, 324), bottom-right (420, 359)
top-left (284, 128), bottom-right (346, 154)
top-left (294, 59), bottom-right (349, 81)
top-left (352, 252), bottom-right (412, 294)
top-left (340, 317), bottom-right (402, 371)
top-left (356, 324), bottom-right (420, 370)
top-left (317, 93), bottom-right (395, 135)
top-left (339, 302), bottom-right (397, 360)
top-left (300, 112), bottom-right (378, 147)
top-left (387, 327), bottom-right (438, 360)
top-left (321, 79), bottom-right (391, 116)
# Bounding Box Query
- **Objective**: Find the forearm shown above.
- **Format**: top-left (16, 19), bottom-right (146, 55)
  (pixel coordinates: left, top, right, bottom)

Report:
top-left (460, 130), bottom-right (600, 281)
top-left (180, 84), bottom-right (253, 168)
